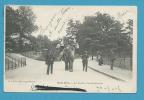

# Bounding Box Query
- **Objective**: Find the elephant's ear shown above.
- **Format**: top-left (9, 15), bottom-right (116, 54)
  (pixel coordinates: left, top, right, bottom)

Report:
top-left (63, 48), bottom-right (68, 53)
top-left (56, 44), bottom-right (60, 48)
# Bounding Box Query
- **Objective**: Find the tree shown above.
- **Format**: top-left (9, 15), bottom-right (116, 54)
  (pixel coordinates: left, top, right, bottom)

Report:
top-left (61, 19), bottom-right (80, 50)
top-left (125, 19), bottom-right (133, 49)
top-left (66, 19), bottom-right (80, 37)
top-left (5, 6), bottom-right (19, 52)
top-left (16, 6), bottom-right (38, 52)
top-left (76, 12), bottom-right (126, 56)
top-left (36, 35), bottom-right (45, 50)
top-left (36, 35), bottom-right (51, 51)
top-left (5, 6), bottom-right (38, 52)
top-left (73, 12), bottom-right (133, 70)
top-left (125, 19), bottom-right (133, 70)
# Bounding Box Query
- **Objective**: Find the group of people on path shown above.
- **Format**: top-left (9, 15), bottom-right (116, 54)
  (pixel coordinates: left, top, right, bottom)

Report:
top-left (45, 50), bottom-right (89, 75)
top-left (45, 49), bottom-right (116, 75)
top-left (96, 50), bottom-right (116, 70)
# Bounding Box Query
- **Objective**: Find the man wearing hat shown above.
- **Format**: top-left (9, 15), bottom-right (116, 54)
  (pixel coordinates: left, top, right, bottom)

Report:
top-left (45, 51), bottom-right (55, 75)
top-left (81, 51), bottom-right (89, 72)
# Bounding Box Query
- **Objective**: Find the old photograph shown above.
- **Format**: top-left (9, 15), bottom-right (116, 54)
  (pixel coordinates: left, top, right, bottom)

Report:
top-left (4, 5), bottom-right (137, 93)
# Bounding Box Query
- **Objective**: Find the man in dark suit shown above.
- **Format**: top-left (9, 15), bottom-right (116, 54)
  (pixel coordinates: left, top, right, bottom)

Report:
top-left (45, 51), bottom-right (55, 75)
top-left (81, 51), bottom-right (89, 72)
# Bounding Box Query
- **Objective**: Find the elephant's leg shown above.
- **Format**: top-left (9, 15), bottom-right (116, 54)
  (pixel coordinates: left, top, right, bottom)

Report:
top-left (69, 61), bottom-right (71, 71)
top-left (69, 63), bottom-right (72, 72)
top-left (82, 61), bottom-right (85, 71)
top-left (66, 61), bottom-right (69, 71)
top-left (85, 61), bottom-right (88, 72)
top-left (69, 61), bottom-right (73, 72)
top-left (71, 58), bottom-right (74, 72)
top-left (47, 64), bottom-right (50, 75)
top-left (69, 61), bottom-right (71, 72)
top-left (71, 61), bottom-right (73, 72)
top-left (65, 61), bottom-right (68, 71)
top-left (68, 61), bottom-right (70, 71)
top-left (83, 61), bottom-right (86, 72)
top-left (51, 64), bottom-right (53, 74)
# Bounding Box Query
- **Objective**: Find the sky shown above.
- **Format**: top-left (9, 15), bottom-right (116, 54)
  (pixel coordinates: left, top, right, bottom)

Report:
top-left (10, 5), bottom-right (137, 40)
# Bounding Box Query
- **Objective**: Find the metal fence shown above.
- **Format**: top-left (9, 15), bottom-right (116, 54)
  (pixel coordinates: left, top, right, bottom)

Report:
top-left (5, 53), bottom-right (26, 71)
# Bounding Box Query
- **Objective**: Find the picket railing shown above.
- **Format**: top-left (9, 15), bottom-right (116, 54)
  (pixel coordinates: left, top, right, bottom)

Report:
top-left (5, 53), bottom-right (26, 71)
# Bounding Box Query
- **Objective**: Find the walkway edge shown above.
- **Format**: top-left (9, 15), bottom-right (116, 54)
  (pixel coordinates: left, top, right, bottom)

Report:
top-left (88, 66), bottom-right (126, 82)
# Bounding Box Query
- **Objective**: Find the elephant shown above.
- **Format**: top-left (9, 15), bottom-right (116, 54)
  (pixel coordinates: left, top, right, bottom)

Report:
top-left (61, 45), bottom-right (75, 72)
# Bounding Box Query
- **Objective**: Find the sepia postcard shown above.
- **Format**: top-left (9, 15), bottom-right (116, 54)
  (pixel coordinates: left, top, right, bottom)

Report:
top-left (4, 5), bottom-right (137, 93)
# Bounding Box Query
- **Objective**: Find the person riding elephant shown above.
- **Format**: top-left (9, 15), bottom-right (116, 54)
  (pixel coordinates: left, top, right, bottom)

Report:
top-left (56, 37), bottom-right (79, 72)
top-left (62, 45), bottom-right (75, 72)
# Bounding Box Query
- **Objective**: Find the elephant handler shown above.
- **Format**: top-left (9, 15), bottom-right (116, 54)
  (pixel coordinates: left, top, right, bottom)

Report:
top-left (45, 51), bottom-right (55, 75)
top-left (81, 51), bottom-right (89, 72)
